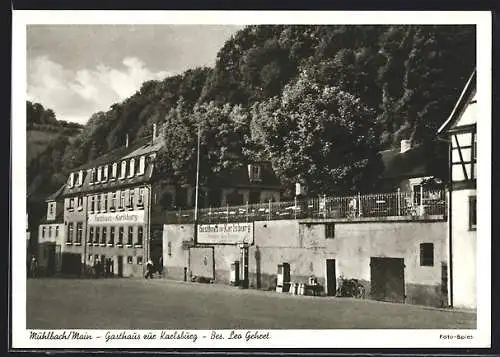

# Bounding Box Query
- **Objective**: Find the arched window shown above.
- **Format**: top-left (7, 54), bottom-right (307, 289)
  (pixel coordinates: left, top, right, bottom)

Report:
top-left (120, 161), bottom-right (127, 179)
top-left (68, 173), bottom-right (74, 188)
top-left (111, 163), bottom-right (118, 179)
top-left (138, 156), bottom-right (146, 175)
top-left (103, 165), bottom-right (108, 182)
top-left (90, 168), bottom-right (96, 185)
top-left (77, 170), bottom-right (83, 186)
top-left (128, 158), bottom-right (135, 178)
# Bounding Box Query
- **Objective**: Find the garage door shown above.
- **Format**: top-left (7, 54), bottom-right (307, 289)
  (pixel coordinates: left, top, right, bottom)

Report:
top-left (189, 247), bottom-right (214, 279)
top-left (370, 257), bottom-right (405, 303)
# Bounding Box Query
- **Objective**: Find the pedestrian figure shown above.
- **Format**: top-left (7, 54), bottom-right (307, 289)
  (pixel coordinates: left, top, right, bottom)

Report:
top-left (145, 259), bottom-right (154, 279)
top-left (94, 258), bottom-right (100, 278)
top-left (30, 256), bottom-right (38, 278)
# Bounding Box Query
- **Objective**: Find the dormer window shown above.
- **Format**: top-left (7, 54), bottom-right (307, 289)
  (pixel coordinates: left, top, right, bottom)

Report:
top-left (77, 170), bottom-right (83, 186)
top-left (120, 161), bottom-right (127, 179)
top-left (248, 164), bottom-right (261, 182)
top-left (103, 165), bottom-right (109, 182)
top-left (97, 167), bottom-right (102, 182)
top-left (111, 163), bottom-right (118, 180)
top-left (89, 168), bottom-right (96, 185)
top-left (128, 158), bottom-right (135, 178)
top-left (68, 173), bottom-right (74, 188)
top-left (138, 156), bottom-right (146, 175)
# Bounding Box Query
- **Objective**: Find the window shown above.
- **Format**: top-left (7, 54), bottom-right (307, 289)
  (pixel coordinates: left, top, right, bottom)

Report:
top-left (325, 223), bottom-right (335, 239)
top-left (88, 254), bottom-right (92, 263)
top-left (138, 188), bottom-right (144, 207)
top-left (127, 226), bottom-right (134, 246)
top-left (473, 133), bottom-right (477, 161)
top-left (127, 256), bottom-right (133, 264)
top-left (48, 203), bottom-right (54, 216)
top-left (95, 227), bottom-right (100, 244)
top-left (42, 227), bottom-right (46, 239)
top-left (97, 167), bottom-right (102, 182)
top-left (101, 227), bottom-right (107, 245)
top-left (137, 226), bottom-right (143, 246)
top-left (90, 168), bottom-right (96, 185)
top-left (413, 185), bottom-right (422, 205)
top-left (138, 156), bottom-right (146, 175)
top-left (420, 243), bottom-right (434, 266)
top-left (67, 223), bottom-right (74, 243)
top-left (76, 223), bottom-right (83, 244)
top-left (168, 241), bottom-right (172, 256)
top-left (77, 171), bottom-right (83, 186)
top-left (128, 190), bottom-right (134, 208)
top-left (68, 173), bottom-right (74, 188)
top-left (103, 165), bottom-right (109, 182)
top-left (55, 226), bottom-right (59, 238)
top-left (48, 226), bottom-right (52, 238)
top-left (68, 198), bottom-right (74, 211)
top-left (77, 196), bottom-right (83, 210)
top-left (96, 195), bottom-right (101, 212)
top-left (128, 158), bottom-right (135, 178)
top-left (111, 192), bottom-right (117, 211)
top-left (120, 161), bottom-right (127, 179)
top-left (89, 227), bottom-right (94, 244)
top-left (120, 191), bottom-right (126, 210)
top-left (109, 227), bottom-right (115, 245)
top-left (469, 196), bottom-right (477, 231)
top-left (102, 194), bottom-right (107, 212)
top-left (111, 163), bottom-right (118, 180)
top-left (118, 227), bottom-right (124, 245)
top-left (137, 256), bottom-right (143, 265)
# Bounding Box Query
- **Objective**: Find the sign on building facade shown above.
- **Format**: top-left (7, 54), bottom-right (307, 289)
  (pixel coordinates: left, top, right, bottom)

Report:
top-left (197, 222), bottom-right (253, 244)
top-left (88, 210), bottom-right (145, 225)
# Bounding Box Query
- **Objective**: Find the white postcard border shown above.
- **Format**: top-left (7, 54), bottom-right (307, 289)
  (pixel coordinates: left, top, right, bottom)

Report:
top-left (12, 10), bottom-right (492, 349)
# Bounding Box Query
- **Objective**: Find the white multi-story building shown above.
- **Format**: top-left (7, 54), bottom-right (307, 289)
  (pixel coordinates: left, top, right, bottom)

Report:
top-left (438, 69), bottom-right (477, 309)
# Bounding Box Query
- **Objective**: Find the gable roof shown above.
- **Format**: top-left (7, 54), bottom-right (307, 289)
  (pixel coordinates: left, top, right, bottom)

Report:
top-left (210, 162), bottom-right (282, 189)
top-left (438, 69), bottom-right (477, 135)
top-left (45, 184), bottom-right (65, 201)
top-left (73, 136), bottom-right (155, 171)
top-left (380, 144), bottom-right (432, 180)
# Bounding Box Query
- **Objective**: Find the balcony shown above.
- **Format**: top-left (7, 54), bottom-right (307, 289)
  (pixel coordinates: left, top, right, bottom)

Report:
top-left (162, 189), bottom-right (447, 224)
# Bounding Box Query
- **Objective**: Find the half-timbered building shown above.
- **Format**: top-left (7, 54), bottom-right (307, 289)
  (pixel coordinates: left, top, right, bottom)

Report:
top-left (438, 69), bottom-right (477, 309)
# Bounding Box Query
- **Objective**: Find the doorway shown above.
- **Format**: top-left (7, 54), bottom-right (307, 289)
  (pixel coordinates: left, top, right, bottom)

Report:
top-left (326, 259), bottom-right (336, 296)
top-left (370, 257), bottom-right (405, 303)
top-left (117, 256), bottom-right (123, 277)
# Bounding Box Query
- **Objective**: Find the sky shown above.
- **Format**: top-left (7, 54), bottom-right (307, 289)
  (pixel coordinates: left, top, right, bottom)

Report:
top-left (27, 25), bottom-right (243, 124)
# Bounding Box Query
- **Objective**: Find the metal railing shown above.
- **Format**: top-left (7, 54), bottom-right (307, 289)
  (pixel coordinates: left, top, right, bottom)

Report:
top-left (163, 188), bottom-right (447, 224)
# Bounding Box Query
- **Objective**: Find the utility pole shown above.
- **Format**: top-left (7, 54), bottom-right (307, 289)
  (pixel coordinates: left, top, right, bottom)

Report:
top-left (193, 125), bottom-right (201, 245)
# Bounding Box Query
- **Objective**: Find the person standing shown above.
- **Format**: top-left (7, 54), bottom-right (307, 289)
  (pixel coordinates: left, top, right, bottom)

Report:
top-left (30, 256), bottom-right (38, 278)
top-left (145, 259), bottom-right (154, 279)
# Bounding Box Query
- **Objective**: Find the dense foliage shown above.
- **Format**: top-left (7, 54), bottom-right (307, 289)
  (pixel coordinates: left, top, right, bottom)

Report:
top-left (27, 25), bottom-right (475, 206)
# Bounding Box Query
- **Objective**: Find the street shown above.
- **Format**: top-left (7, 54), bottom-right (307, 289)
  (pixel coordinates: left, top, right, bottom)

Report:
top-left (26, 278), bottom-right (476, 329)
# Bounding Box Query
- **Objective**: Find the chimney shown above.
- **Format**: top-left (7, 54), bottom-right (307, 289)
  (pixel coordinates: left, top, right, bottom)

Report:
top-left (400, 139), bottom-right (411, 154)
top-left (153, 123), bottom-right (157, 140)
top-left (125, 133), bottom-right (129, 148)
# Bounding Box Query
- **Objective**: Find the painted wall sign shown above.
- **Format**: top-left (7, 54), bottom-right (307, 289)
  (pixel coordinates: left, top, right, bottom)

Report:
top-left (88, 210), bottom-right (145, 225)
top-left (197, 223), bottom-right (253, 244)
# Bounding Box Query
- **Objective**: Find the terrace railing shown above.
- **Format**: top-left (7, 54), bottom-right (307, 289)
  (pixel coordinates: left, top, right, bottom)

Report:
top-left (163, 188), bottom-right (447, 224)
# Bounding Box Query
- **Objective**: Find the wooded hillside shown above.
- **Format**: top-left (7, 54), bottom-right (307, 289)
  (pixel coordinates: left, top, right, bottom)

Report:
top-left (27, 25), bottom-right (476, 203)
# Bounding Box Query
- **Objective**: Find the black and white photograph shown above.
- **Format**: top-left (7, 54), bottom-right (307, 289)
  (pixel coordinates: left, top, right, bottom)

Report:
top-left (11, 11), bottom-right (491, 349)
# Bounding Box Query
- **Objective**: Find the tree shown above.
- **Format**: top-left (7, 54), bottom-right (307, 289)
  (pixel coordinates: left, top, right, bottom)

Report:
top-left (250, 72), bottom-right (383, 195)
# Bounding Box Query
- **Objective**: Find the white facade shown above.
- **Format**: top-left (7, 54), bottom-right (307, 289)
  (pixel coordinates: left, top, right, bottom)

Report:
top-left (438, 70), bottom-right (477, 309)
